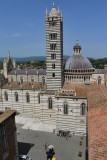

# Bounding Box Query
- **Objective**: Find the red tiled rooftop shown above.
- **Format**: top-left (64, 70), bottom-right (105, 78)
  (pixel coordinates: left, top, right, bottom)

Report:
top-left (2, 82), bottom-right (44, 90)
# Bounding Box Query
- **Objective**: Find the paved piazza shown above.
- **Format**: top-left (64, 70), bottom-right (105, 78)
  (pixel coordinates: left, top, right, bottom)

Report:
top-left (16, 123), bottom-right (86, 160)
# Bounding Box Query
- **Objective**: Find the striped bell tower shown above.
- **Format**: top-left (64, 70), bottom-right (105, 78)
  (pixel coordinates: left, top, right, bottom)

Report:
top-left (46, 3), bottom-right (64, 91)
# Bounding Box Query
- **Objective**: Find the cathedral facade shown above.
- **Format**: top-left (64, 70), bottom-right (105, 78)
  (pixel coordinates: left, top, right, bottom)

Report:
top-left (0, 3), bottom-right (107, 135)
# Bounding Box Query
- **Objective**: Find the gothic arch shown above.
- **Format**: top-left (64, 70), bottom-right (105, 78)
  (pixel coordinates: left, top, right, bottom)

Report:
top-left (26, 92), bottom-right (30, 103)
top-left (38, 93), bottom-right (40, 104)
top-left (20, 76), bottom-right (23, 84)
top-left (48, 97), bottom-right (53, 109)
top-left (42, 76), bottom-right (45, 85)
top-left (80, 103), bottom-right (86, 115)
top-left (97, 76), bottom-right (102, 85)
top-left (14, 92), bottom-right (18, 102)
top-left (4, 91), bottom-right (8, 101)
top-left (63, 101), bottom-right (68, 114)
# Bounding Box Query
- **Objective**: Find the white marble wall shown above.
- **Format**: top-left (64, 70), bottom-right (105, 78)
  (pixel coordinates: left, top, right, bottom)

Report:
top-left (55, 97), bottom-right (87, 135)
top-left (0, 88), bottom-right (87, 135)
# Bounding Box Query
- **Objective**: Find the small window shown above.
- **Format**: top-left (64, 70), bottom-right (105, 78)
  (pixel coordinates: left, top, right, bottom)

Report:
top-left (63, 102), bottom-right (68, 114)
top-left (4, 91), bottom-right (8, 101)
top-left (14, 92), bottom-right (18, 102)
top-left (52, 73), bottom-right (55, 77)
top-left (80, 103), bottom-right (85, 115)
top-left (48, 98), bottom-right (53, 109)
top-left (26, 92), bottom-right (30, 103)
top-left (52, 64), bottom-right (55, 69)
top-left (20, 76), bottom-right (23, 84)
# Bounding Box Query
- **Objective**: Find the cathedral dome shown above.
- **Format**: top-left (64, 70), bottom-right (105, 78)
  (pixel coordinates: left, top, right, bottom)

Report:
top-left (65, 41), bottom-right (93, 70)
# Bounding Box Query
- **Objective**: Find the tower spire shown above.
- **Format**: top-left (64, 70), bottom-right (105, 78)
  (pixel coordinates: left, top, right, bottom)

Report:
top-left (53, 2), bottom-right (55, 7)
top-left (58, 6), bottom-right (60, 12)
top-left (49, 2), bottom-right (57, 17)
top-left (58, 6), bottom-right (62, 17)
top-left (46, 8), bottom-right (48, 14)
top-left (8, 51), bottom-right (10, 60)
top-left (45, 8), bottom-right (48, 17)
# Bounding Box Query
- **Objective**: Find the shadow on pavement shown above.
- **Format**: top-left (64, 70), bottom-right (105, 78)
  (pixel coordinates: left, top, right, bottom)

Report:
top-left (18, 142), bottom-right (34, 155)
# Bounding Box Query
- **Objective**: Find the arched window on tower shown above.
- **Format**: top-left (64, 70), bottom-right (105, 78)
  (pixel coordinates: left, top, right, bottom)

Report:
top-left (4, 91), bottom-right (8, 101)
top-left (14, 92), bottom-right (18, 102)
top-left (63, 102), bottom-right (68, 114)
top-left (97, 76), bottom-right (102, 85)
top-left (20, 76), bottom-right (23, 84)
top-left (80, 103), bottom-right (86, 115)
top-left (48, 97), bottom-right (53, 109)
top-left (26, 92), bottom-right (30, 103)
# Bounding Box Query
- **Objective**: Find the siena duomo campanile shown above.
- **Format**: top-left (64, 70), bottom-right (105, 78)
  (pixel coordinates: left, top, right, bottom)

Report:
top-left (46, 3), bottom-right (64, 91)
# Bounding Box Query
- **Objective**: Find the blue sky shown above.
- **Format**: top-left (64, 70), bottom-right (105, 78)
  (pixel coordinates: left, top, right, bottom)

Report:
top-left (0, 0), bottom-right (107, 58)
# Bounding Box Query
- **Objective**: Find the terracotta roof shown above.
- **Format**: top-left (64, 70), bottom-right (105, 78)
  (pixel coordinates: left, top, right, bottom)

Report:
top-left (2, 82), bottom-right (44, 90)
top-left (63, 82), bottom-right (88, 98)
top-left (0, 110), bottom-right (16, 123)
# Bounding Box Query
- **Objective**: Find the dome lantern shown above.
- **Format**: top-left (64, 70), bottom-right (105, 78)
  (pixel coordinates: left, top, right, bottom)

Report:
top-left (73, 40), bottom-right (81, 54)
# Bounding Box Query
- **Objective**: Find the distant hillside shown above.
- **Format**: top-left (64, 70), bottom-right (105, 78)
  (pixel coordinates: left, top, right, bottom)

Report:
top-left (0, 55), bottom-right (70, 62)
top-left (1, 56), bottom-right (107, 68)
top-left (0, 56), bottom-right (45, 62)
